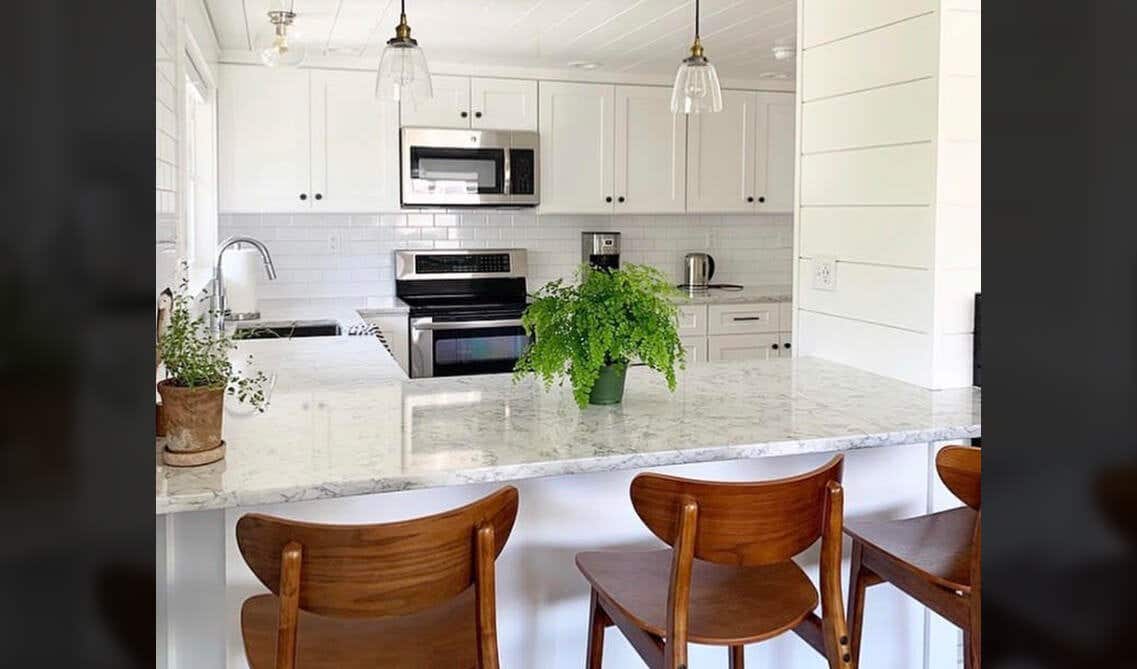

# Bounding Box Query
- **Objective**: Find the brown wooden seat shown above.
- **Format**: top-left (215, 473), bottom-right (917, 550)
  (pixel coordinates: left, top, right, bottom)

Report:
top-left (845, 445), bottom-right (981, 669)
top-left (235, 486), bottom-right (519, 669)
top-left (576, 455), bottom-right (852, 669)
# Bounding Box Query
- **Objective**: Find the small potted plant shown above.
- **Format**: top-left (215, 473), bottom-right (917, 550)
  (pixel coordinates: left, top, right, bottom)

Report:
top-left (514, 263), bottom-right (685, 407)
top-left (156, 284), bottom-right (268, 465)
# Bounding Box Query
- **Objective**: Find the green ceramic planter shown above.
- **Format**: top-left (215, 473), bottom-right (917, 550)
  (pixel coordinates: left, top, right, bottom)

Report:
top-left (588, 362), bottom-right (628, 405)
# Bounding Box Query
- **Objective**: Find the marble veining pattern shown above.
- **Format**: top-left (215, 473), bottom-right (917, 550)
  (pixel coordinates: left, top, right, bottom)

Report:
top-left (156, 334), bottom-right (980, 514)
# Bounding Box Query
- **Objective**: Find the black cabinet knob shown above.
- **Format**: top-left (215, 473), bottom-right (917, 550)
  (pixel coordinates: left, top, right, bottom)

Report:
top-left (299, 193), bottom-right (307, 201)
top-left (314, 193), bottom-right (323, 200)
top-left (617, 196), bottom-right (625, 203)
top-left (746, 196), bottom-right (754, 202)
top-left (605, 196), bottom-right (613, 203)
top-left (758, 196), bottom-right (766, 203)
top-left (474, 111), bottom-right (483, 118)
top-left (772, 343), bottom-right (780, 350)
top-left (784, 342), bottom-right (791, 349)
top-left (461, 111), bottom-right (469, 118)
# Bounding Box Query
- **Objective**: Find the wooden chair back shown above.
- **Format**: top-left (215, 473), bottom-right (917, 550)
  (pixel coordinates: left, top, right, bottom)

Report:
top-left (630, 455), bottom-right (844, 566)
top-left (236, 486), bottom-right (519, 619)
top-left (936, 445), bottom-right (981, 510)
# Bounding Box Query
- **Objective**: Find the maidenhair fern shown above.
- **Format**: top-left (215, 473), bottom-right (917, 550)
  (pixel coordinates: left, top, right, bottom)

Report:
top-left (513, 264), bottom-right (685, 408)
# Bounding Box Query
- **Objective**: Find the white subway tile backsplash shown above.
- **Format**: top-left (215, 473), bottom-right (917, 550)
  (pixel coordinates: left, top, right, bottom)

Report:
top-left (220, 212), bottom-right (792, 303)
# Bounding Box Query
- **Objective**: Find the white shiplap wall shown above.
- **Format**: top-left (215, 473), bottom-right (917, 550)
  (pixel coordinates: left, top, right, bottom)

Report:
top-left (795, 0), bottom-right (979, 390)
top-left (155, 0), bottom-right (181, 296)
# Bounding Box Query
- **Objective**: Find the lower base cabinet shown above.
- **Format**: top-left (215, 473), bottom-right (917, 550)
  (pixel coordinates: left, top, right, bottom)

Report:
top-left (677, 301), bottom-right (793, 365)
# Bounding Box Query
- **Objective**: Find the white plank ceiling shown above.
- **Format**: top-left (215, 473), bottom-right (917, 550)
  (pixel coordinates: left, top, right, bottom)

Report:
top-left (206, 0), bottom-right (796, 80)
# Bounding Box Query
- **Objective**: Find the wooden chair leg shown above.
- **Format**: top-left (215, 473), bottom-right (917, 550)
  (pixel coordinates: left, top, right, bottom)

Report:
top-left (963, 630), bottom-right (979, 669)
top-left (586, 588), bottom-right (609, 669)
top-left (846, 541), bottom-right (870, 668)
top-left (729, 644), bottom-right (745, 669)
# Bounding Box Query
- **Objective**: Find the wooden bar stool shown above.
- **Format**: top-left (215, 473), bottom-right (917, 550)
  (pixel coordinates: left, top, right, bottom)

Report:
top-left (576, 454), bottom-right (852, 669)
top-left (235, 486), bottom-right (519, 669)
top-left (845, 445), bottom-right (981, 669)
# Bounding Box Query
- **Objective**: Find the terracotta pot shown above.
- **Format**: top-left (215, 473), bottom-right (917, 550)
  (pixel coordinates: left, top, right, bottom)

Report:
top-left (156, 380), bottom-right (224, 453)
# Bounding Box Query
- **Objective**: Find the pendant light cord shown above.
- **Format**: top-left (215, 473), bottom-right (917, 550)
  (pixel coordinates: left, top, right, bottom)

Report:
top-left (695, 0), bottom-right (700, 38)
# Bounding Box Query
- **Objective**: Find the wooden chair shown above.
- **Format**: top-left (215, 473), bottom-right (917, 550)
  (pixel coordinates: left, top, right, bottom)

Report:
top-left (576, 454), bottom-right (852, 669)
top-left (845, 445), bottom-right (981, 669)
top-left (235, 486), bottom-right (519, 669)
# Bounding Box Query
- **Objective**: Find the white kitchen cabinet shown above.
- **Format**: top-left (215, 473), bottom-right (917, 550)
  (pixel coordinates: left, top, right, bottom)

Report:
top-left (687, 90), bottom-right (755, 213)
top-left (778, 332), bottom-right (793, 358)
top-left (676, 304), bottom-right (708, 336)
top-left (219, 65), bottom-right (311, 212)
top-left (312, 70), bottom-right (401, 212)
top-left (686, 90), bottom-right (796, 214)
top-left (708, 333), bottom-right (782, 362)
top-left (754, 92), bottom-right (796, 213)
top-left (680, 336), bottom-right (708, 364)
top-left (539, 81), bottom-right (615, 214)
top-left (219, 65), bottom-right (399, 213)
top-left (399, 74), bottom-right (471, 128)
top-left (402, 76), bottom-right (538, 131)
top-left (470, 77), bottom-right (538, 130)
top-left (614, 86), bottom-right (687, 213)
top-left (708, 303), bottom-right (780, 335)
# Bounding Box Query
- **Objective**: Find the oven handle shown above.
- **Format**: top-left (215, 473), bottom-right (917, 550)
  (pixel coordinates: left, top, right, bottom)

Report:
top-left (412, 319), bottom-right (524, 331)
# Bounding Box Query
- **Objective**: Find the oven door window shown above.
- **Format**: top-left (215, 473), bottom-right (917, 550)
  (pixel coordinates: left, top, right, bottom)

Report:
top-left (432, 325), bottom-right (529, 377)
top-left (409, 147), bottom-right (505, 196)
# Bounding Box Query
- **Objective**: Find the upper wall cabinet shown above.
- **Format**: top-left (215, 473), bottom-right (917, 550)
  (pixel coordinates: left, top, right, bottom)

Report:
top-left (687, 90), bottom-right (795, 214)
top-left (401, 75), bottom-right (538, 130)
top-left (540, 82), bottom-right (686, 215)
top-left (615, 86), bottom-right (687, 214)
top-left (218, 65), bottom-right (399, 213)
top-left (539, 81), bottom-right (615, 214)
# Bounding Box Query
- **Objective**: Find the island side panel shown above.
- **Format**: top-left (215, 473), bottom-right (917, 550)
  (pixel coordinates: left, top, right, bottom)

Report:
top-left (202, 445), bottom-right (931, 669)
top-left (164, 508), bottom-right (227, 669)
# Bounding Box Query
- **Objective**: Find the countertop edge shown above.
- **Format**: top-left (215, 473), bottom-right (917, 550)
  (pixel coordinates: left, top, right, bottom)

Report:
top-left (155, 423), bottom-right (980, 515)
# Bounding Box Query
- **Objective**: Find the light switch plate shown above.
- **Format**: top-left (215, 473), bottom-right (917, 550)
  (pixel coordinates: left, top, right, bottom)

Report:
top-left (812, 257), bottom-right (836, 291)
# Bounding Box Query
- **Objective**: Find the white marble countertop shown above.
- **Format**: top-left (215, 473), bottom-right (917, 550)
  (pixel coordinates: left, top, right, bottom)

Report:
top-left (155, 332), bottom-right (980, 515)
top-left (670, 285), bottom-right (791, 305)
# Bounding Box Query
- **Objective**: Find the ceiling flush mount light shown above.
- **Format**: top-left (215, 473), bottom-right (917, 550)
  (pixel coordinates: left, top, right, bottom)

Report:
top-left (772, 45), bottom-right (795, 61)
top-left (376, 0), bottom-right (432, 104)
top-left (258, 8), bottom-right (306, 68)
top-left (671, 0), bottom-right (723, 114)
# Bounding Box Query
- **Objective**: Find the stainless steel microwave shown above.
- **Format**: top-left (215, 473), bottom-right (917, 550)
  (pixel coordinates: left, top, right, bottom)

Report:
top-left (400, 127), bottom-right (540, 207)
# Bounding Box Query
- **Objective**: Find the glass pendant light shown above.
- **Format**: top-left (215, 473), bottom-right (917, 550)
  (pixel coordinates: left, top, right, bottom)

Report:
top-left (258, 9), bottom-right (306, 68)
top-left (671, 0), bottom-right (723, 114)
top-left (376, 0), bottom-right (432, 104)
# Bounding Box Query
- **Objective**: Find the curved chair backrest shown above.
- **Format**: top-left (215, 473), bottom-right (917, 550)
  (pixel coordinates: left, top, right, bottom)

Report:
top-left (236, 486), bottom-right (519, 618)
top-left (630, 455), bottom-right (844, 566)
top-left (936, 445), bottom-right (981, 509)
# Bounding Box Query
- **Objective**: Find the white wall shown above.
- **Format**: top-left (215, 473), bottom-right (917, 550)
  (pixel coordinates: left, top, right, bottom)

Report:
top-left (219, 212), bottom-right (793, 308)
top-left (794, 0), bottom-right (980, 389)
top-left (155, 0), bottom-right (181, 297)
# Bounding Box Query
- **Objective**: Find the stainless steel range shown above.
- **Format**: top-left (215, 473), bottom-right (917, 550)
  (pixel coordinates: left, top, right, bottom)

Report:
top-left (396, 249), bottom-right (530, 378)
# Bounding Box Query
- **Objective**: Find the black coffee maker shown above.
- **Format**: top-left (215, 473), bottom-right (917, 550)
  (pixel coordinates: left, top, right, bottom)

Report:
top-left (582, 232), bottom-right (620, 271)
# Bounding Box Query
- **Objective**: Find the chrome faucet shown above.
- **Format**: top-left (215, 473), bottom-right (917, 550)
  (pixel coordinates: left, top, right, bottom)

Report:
top-left (211, 236), bottom-right (277, 334)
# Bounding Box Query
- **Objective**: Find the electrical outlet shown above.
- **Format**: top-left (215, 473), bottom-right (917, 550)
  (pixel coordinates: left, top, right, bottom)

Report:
top-left (328, 230), bottom-right (342, 255)
top-left (812, 257), bottom-right (836, 291)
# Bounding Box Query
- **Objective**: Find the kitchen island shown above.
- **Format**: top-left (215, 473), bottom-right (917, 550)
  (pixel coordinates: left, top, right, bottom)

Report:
top-left (157, 328), bottom-right (980, 669)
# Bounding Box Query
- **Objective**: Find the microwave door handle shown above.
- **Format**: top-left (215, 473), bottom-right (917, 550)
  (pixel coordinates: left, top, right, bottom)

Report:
top-left (504, 147), bottom-right (512, 196)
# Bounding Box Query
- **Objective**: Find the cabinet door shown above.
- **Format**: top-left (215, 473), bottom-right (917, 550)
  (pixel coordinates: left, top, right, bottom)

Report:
top-left (676, 304), bottom-right (708, 336)
top-left (708, 333), bottom-right (781, 362)
top-left (680, 336), bottom-right (708, 365)
top-left (538, 82), bottom-right (615, 214)
top-left (218, 65), bottom-right (311, 212)
top-left (686, 90), bottom-right (756, 213)
top-left (400, 74), bottom-right (470, 128)
top-left (754, 92), bottom-right (795, 213)
top-left (311, 70), bottom-right (401, 212)
top-left (470, 77), bottom-right (538, 130)
top-left (614, 85), bottom-right (686, 213)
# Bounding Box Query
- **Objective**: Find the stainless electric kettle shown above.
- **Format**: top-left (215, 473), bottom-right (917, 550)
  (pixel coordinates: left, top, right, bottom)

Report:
top-left (683, 253), bottom-right (715, 289)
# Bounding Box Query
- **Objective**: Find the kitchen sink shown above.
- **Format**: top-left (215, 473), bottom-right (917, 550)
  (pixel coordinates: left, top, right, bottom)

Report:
top-left (233, 320), bottom-right (341, 340)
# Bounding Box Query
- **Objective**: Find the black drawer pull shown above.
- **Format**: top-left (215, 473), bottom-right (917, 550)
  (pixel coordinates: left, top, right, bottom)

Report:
top-left (731, 316), bottom-right (764, 321)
